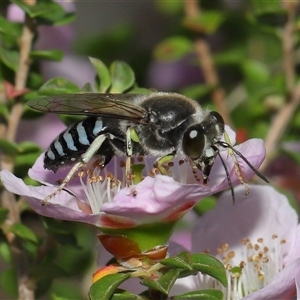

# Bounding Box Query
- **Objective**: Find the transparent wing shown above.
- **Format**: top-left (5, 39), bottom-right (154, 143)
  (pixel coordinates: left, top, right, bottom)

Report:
top-left (27, 93), bottom-right (147, 122)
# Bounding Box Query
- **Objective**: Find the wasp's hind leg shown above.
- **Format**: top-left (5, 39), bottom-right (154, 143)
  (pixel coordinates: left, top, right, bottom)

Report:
top-left (42, 134), bottom-right (110, 205)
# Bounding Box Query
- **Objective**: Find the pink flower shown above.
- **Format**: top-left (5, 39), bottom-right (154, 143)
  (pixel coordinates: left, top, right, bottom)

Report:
top-left (1, 128), bottom-right (266, 258)
top-left (1, 137), bottom-right (266, 228)
top-left (171, 185), bottom-right (300, 299)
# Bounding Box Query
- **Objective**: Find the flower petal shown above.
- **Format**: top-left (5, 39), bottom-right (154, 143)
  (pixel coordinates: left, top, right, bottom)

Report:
top-left (101, 175), bottom-right (210, 224)
top-left (208, 139), bottom-right (266, 193)
top-left (243, 258), bottom-right (300, 300)
top-left (191, 185), bottom-right (298, 262)
top-left (0, 170), bottom-right (102, 226)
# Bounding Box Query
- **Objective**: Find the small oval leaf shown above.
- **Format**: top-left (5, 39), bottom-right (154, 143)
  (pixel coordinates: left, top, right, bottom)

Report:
top-left (89, 273), bottom-right (130, 300)
top-left (154, 36), bottom-right (193, 61)
top-left (30, 50), bottom-right (63, 61)
top-left (109, 61), bottom-right (135, 93)
top-left (191, 253), bottom-right (227, 287)
top-left (173, 289), bottom-right (223, 300)
top-left (10, 223), bottom-right (38, 243)
top-left (89, 57), bottom-right (111, 93)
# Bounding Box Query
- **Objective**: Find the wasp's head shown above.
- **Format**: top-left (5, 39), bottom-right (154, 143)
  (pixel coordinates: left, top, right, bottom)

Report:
top-left (182, 111), bottom-right (225, 183)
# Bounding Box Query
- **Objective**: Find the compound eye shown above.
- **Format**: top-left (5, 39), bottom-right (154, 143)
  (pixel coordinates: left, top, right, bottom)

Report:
top-left (210, 111), bottom-right (225, 134)
top-left (182, 125), bottom-right (205, 159)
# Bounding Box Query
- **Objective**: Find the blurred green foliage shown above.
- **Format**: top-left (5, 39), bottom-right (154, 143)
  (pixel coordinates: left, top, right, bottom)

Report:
top-left (0, 0), bottom-right (300, 299)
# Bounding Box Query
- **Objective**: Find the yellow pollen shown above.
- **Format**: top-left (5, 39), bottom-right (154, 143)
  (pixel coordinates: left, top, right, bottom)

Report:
top-left (272, 234), bottom-right (278, 239)
top-left (281, 239), bottom-right (286, 244)
top-left (257, 238), bottom-right (263, 243)
top-left (262, 257), bottom-right (269, 263)
top-left (239, 261), bottom-right (246, 268)
top-left (222, 243), bottom-right (229, 252)
top-left (78, 170), bottom-right (86, 177)
top-left (227, 251), bottom-right (235, 259)
top-left (217, 248), bottom-right (222, 255)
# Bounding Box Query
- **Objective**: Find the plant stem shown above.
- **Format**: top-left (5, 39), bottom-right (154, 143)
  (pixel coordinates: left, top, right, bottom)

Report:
top-left (260, 1), bottom-right (298, 171)
top-left (183, 0), bottom-right (232, 126)
top-left (1, 3), bottom-right (36, 299)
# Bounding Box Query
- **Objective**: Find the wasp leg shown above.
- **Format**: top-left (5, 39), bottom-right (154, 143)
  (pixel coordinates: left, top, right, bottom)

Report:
top-left (125, 127), bottom-right (141, 186)
top-left (41, 134), bottom-right (109, 205)
top-left (222, 131), bottom-right (250, 196)
top-left (155, 154), bottom-right (175, 175)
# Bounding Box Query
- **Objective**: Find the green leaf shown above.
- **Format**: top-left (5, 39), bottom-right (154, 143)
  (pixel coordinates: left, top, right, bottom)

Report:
top-left (155, 0), bottom-right (183, 15)
top-left (180, 84), bottom-right (213, 99)
top-left (109, 61), bottom-right (135, 93)
top-left (193, 196), bottom-right (217, 216)
top-left (0, 48), bottom-right (19, 71)
top-left (0, 242), bottom-right (13, 263)
top-left (242, 60), bottom-right (270, 85)
top-left (0, 15), bottom-right (22, 38)
top-left (81, 82), bottom-right (93, 92)
top-left (141, 269), bottom-right (180, 294)
top-left (54, 13), bottom-right (76, 26)
top-left (183, 10), bottom-right (225, 34)
top-left (55, 233), bottom-right (81, 249)
top-left (22, 240), bottom-right (38, 258)
top-left (89, 57), bottom-right (111, 92)
top-left (0, 268), bottom-right (18, 298)
top-left (128, 87), bottom-right (152, 94)
top-left (10, 223), bottom-right (38, 243)
top-left (43, 218), bottom-right (71, 235)
top-left (11, 0), bottom-right (74, 26)
top-left (0, 208), bottom-right (9, 224)
top-left (112, 290), bottom-right (146, 300)
top-left (190, 253), bottom-right (227, 287)
top-left (0, 103), bottom-right (9, 117)
top-left (251, 0), bottom-right (283, 15)
top-left (154, 36), bottom-right (193, 61)
top-left (30, 50), bottom-right (63, 61)
top-left (131, 164), bottom-right (145, 185)
top-left (173, 289), bottom-right (223, 300)
top-left (52, 295), bottom-right (71, 300)
top-left (17, 142), bottom-right (41, 154)
top-left (89, 273), bottom-right (131, 300)
top-left (160, 251), bottom-right (193, 270)
top-left (39, 77), bottom-right (80, 94)
top-left (0, 139), bottom-right (19, 156)
top-left (15, 152), bottom-right (42, 172)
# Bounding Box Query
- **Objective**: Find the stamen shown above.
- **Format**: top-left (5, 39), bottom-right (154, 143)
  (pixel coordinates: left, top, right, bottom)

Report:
top-left (194, 234), bottom-right (286, 299)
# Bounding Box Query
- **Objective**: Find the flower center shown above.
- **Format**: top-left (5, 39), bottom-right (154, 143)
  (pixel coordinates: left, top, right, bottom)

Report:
top-left (78, 156), bottom-right (198, 214)
top-left (196, 235), bottom-right (286, 299)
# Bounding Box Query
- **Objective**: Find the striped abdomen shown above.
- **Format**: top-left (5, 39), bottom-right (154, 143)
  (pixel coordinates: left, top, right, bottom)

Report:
top-left (44, 117), bottom-right (112, 172)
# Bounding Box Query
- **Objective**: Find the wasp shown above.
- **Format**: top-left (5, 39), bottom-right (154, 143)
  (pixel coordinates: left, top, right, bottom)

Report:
top-left (28, 92), bottom-right (268, 204)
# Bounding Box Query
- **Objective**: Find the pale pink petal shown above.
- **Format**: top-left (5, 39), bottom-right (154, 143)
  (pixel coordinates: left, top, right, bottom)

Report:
top-left (101, 175), bottom-right (210, 223)
top-left (0, 170), bottom-right (102, 226)
top-left (208, 139), bottom-right (266, 193)
top-left (191, 185), bottom-right (298, 262)
top-left (243, 258), bottom-right (300, 300)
